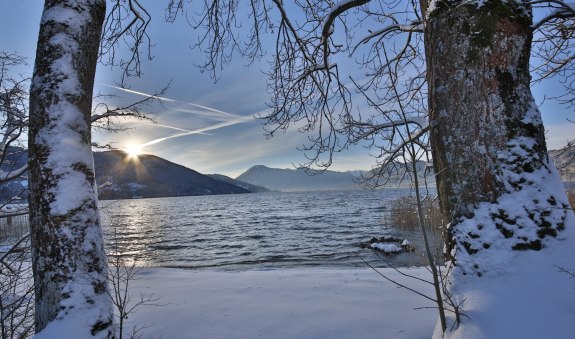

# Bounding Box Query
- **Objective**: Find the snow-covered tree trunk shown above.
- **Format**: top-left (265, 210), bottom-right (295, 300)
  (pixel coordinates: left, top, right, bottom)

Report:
top-left (424, 0), bottom-right (571, 272)
top-left (28, 0), bottom-right (113, 336)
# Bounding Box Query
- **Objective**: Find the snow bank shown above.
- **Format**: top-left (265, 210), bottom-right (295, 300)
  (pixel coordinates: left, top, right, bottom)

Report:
top-left (126, 267), bottom-right (436, 339)
top-left (438, 127), bottom-right (575, 338)
top-left (439, 211), bottom-right (575, 339)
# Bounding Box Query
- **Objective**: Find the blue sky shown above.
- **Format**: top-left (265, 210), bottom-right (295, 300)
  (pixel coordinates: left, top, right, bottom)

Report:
top-left (2, 1), bottom-right (573, 177)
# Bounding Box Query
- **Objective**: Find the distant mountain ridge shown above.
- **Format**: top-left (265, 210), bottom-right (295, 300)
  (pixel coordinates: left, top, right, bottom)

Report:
top-left (94, 151), bottom-right (250, 199)
top-left (550, 146), bottom-right (575, 181)
top-left (235, 165), bottom-right (361, 192)
top-left (0, 147), bottom-right (28, 202)
top-left (1, 145), bottom-right (573, 203)
top-left (207, 174), bottom-right (270, 193)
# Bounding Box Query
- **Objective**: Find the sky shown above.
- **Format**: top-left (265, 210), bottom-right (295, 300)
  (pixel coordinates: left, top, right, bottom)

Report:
top-left (1, 1), bottom-right (573, 178)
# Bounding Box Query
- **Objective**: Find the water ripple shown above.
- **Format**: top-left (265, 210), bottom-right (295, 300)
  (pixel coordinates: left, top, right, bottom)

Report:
top-left (100, 189), bottom-right (437, 270)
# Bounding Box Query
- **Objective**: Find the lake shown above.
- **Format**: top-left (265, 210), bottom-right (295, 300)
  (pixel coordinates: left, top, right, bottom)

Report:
top-left (100, 189), bottom-right (442, 270)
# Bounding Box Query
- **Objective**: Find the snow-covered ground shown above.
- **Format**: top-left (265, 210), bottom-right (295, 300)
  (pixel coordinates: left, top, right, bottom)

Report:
top-left (125, 267), bottom-right (437, 339)
top-left (437, 160), bottom-right (575, 338)
top-left (30, 181), bottom-right (575, 339)
top-left (439, 232), bottom-right (575, 339)
top-left (31, 232), bottom-right (575, 339)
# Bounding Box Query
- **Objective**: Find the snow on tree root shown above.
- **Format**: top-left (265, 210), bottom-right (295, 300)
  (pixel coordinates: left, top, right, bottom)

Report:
top-left (449, 136), bottom-right (572, 277)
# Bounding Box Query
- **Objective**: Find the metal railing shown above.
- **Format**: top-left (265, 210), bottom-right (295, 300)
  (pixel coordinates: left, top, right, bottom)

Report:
top-left (0, 212), bottom-right (29, 244)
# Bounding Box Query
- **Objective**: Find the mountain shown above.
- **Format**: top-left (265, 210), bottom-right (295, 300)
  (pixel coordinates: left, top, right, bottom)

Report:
top-left (363, 160), bottom-right (436, 187)
top-left (207, 174), bottom-right (270, 193)
top-left (550, 145), bottom-right (575, 181)
top-left (235, 165), bottom-right (360, 192)
top-left (345, 170), bottom-right (365, 177)
top-left (0, 147), bottom-right (28, 202)
top-left (94, 151), bottom-right (250, 199)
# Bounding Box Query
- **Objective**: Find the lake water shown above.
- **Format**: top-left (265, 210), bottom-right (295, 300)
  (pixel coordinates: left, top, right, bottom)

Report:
top-left (100, 189), bottom-right (442, 271)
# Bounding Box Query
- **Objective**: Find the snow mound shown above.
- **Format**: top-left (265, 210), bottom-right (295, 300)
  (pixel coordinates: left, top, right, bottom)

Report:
top-left (370, 242), bottom-right (402, 253)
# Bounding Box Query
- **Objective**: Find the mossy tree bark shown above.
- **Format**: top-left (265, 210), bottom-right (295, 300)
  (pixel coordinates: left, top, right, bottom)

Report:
top-left (424, 0), bottom-right (569, 272)
top-left (28, 0), bottom-right (113, 336)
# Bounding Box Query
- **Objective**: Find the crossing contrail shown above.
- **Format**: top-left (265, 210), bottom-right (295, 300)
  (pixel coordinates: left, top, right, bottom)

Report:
top-left (141, 117), bottom-right (252, 147)
top-left (135, 120), bottom-right (211, 135)
top-left (104, 84), bottom-right (257, 149)
top-left (105, 85), bottom-right (177, 102)
top-left (106, 84), bottom-right (243, 120)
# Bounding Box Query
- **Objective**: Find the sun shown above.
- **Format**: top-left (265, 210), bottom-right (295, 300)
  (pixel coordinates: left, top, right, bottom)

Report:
top-left (124, 143), bottom-right (143, 158)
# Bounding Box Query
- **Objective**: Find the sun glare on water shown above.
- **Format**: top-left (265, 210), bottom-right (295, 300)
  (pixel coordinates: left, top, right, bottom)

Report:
top-left (125, 143), bottom-right (143, 158)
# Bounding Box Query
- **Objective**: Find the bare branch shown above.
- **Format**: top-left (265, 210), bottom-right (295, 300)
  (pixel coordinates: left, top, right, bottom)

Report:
top-left (168, 0), bottom-right (272, 79)
top-left (0, 52), bottom-right (29, 189)
top-left (90, 82), bottom-right (168, 142)
top-left (322, 0), bottom-right (371, 69)
top-left (101, 0), bottom-right (153, 79)
top-left (355, 251), bottom-right (438, 303)
top-left (531, 0), bottom-right (575, 29)
top-left (555, 264), bottom-right (575, 278)
top-left (532, 3), bottom-right (575, 105)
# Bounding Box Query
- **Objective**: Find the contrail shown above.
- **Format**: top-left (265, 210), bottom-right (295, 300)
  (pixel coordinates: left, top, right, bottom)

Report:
top-left (182, 102), bottom-right (240, 119)
top-left (105, 85), bottom-right (177, 102)
top-left (141, 117), bottom-right (251, 147)
top-left (171, 107), bottom-right (238, 121)
top-left (136, 120), bottom-right (211, 135)
top-left (104, 84), bottom-right (257, 148)
top-left (106, 84), bottom-right (242, 120)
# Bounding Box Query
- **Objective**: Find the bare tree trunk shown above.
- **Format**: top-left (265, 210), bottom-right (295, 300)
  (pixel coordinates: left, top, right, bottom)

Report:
top-left (28, 0), bottom-right (113, 336)
top-left (425, 1), bottom-right (570, 271)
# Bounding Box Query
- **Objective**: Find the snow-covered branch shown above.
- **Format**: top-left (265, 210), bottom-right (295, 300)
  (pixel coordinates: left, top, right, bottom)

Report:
top-left (0, 165), bottom-right (27, 185)
top-left (351, 117), bottom-right (429, 141)
top-left (353, 22), bottom-right (423, 55)
top-left (91, 99), bottom-right (156, 125)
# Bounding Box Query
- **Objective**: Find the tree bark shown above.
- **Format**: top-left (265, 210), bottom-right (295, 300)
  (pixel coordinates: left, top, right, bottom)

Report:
top-left (29, 0), bottom-right (113, 336)
top-left (425, 1), bottom-right (570, 273)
